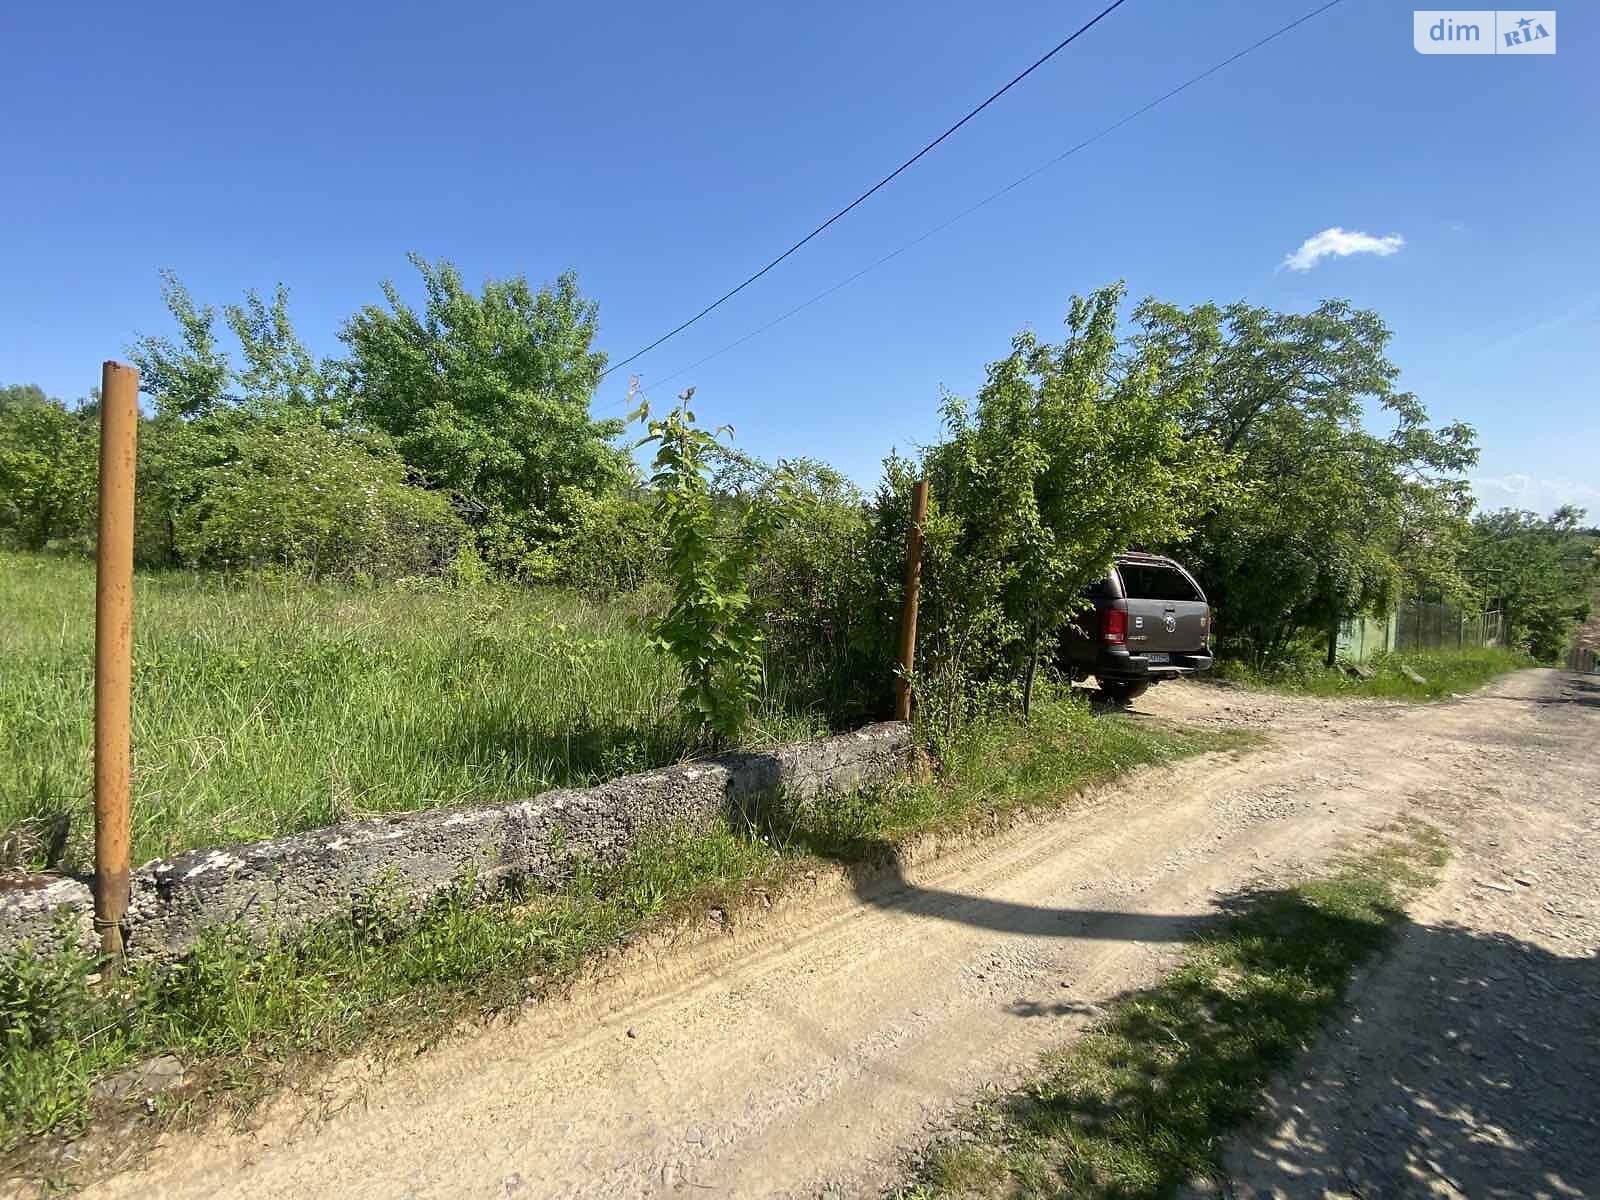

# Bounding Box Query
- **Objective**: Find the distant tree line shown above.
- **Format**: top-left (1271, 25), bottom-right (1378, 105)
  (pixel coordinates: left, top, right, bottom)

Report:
top-left (2, 263), bottom-right (1595, 731)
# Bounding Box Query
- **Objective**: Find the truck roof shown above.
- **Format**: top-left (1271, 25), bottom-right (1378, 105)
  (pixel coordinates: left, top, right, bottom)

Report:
top-left (1114, 551), bottom-right (1183, 566)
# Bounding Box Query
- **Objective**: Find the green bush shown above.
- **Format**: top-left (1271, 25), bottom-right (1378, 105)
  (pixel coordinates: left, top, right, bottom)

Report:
top-left (1, 932), bottom-right (148, 1146)
top-left (138, 414), bottom-right (466, 579)
top-left (0, 393), bottom-right (98, 552)
top-left (751, 461), bottom-right (895, 724)
top-left (640, 396), bottom-right (779, 743)
top-left (552, 490), bottom-right (664, 594)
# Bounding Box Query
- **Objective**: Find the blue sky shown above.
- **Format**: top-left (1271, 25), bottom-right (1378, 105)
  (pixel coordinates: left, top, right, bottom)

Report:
top-left (3, 0), bottom-right (1595, 515)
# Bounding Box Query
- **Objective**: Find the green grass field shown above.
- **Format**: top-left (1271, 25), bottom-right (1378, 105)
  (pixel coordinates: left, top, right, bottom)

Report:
top-left (1213, 645), bottom-right (1532, 701)
top-left (1, 691), bottom-right (1250, 1159)
top-left (0, 551), bottom-right (823, 869)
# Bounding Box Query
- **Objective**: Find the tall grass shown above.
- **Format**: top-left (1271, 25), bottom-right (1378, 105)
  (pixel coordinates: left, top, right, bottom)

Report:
top-left (0, 552), bottom-right (822, 868)
top-left (1, 690), bottom-right (1245, 1157)
top-left (1213, 645), bottom-right (1532, 701)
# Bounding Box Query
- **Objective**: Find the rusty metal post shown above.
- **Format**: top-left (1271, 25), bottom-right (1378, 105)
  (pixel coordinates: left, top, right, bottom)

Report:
top-left (94, 361), bottom-right (139, 968)
top-left (894, 479), bottom-right (930, 722)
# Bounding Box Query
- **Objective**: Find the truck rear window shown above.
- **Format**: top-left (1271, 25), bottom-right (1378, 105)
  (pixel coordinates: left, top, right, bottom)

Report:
top-left (1117, 564), bottom-right (1201, 602)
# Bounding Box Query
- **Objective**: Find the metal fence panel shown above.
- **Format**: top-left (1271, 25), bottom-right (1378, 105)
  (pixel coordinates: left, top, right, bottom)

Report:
top-left (1340, 602), bottom-right (1504, 661)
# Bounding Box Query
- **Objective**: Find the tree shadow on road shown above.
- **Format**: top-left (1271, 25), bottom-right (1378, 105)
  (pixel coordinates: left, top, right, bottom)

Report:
top-left (1210, 918), bottom-right (1600, 1199)
top-left (1460, 673), bottom-right (1600, 710)
top-left (848, 851), bottom-right (1218, 943)
top-left (844, 848), bottom-right (1599, 1199)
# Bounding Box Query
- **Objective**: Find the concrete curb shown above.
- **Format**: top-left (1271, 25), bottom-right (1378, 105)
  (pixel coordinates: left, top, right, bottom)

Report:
top-left (1, 722), bottom-right (911, 968)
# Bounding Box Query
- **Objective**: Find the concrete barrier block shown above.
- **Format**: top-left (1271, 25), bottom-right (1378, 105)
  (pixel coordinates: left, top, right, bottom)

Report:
top-left (1, 722), bottom-right (912, 970)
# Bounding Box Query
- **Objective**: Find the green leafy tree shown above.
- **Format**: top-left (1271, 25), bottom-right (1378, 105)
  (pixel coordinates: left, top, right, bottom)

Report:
top-left (129, 271), bottom-right (231, 419)
top-left (1135, 298), bottom-right (1478, 661)
top-left (0, 390), bottom-right (98, 550)
top-left (131, 273), bottom-right (351, 566)
top-left (907, 284), bottom-right (1236, 716)
top-left (128, 272), bottom-right (231, 565)
top-left (638, 391), bottom-right (783, 743)
top-left (341, 256), bottom-right (629, 576)
top-left (133, 413), bottom-right (210, 567)
top-left (224, 284), bottom-right (337, 419)
top-left (1467, 506), bottom-right (1598, 660)
top-left (124, 272), bottom-right (462, 578)
top-left (0, 385), bottom-right (49, 416)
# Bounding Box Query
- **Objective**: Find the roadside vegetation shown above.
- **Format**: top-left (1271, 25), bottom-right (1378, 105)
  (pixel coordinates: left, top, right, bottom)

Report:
top-left (0, 551), bottom-right (821, 869)
top-left (0, 693), bottom-right (1249, 1160)
top-left (1, 259), bottom-right (1594, 1170)
top-left (7, 266), bottom-right (1592, 867)
top-left (899, 821), bottom-right (1449, 1200)
top-left (6, 270), bottom-right (1595, 734)
top-left (1214, 645), bottom-right (1533, 701)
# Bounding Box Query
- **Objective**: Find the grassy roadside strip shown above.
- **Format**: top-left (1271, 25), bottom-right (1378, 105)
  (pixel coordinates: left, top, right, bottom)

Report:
top-left (1214, 646), bottom-right (1532, 701)
top-left (896, 820), bottom-right (1449, 1200)
top-left (1, 695), bottom-right (1257, 1176)
top-left (1, 551), bottom-right (824, 870)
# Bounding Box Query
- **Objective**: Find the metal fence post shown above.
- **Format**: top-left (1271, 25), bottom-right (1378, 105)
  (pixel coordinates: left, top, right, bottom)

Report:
top-left (894, 479), bottom-right (930, 722)
top-left (95, 361), bottom-right (139, 969)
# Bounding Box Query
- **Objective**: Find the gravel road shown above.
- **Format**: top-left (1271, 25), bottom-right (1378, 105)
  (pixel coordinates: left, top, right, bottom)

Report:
top-left (77, 669), bottom-right (1598, 1200)
top-left (1199, 670), bottom-right (1600, 1200)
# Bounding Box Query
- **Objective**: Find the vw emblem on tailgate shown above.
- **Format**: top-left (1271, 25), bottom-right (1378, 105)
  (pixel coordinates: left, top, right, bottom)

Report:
top-left (1164, 615), bottom-right (1177, 633)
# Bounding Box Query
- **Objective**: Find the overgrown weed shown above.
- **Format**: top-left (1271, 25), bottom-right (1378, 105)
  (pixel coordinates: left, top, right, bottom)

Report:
top-left (1214, 645), bottom-right (1530, 701)
top-left (1, 689), bottom-right (1244, 1165)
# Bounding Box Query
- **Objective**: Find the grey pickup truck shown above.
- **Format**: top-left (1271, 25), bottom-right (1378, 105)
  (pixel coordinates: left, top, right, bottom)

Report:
top-left (1060, 552), bottom-right (1214, 704)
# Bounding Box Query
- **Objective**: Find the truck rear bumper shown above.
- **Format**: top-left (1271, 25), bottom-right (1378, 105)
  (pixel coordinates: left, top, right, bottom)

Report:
top-left (1095, 647), bottom-right (1213, 682)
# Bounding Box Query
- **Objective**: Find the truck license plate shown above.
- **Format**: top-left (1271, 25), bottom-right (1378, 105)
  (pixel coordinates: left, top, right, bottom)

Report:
top-left (1145, 653), bottom-right (1171, 664)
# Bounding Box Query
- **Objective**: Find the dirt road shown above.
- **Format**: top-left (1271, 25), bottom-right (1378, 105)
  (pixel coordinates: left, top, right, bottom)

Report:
top-left (84, 670), bottom-right (1598, 1200)
top-left (1200, 670), bottom-right (1600, 1199)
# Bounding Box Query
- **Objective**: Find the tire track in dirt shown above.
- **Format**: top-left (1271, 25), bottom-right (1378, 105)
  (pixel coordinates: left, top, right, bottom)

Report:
top-left (78, 671), bottom-right (1576, 1200)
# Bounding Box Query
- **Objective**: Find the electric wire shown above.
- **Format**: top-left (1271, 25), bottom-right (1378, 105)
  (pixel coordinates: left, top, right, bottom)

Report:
top-left (617, 0), bottom-right (1345, 402)
top-left (597, 0), bottom-right (1134, 380)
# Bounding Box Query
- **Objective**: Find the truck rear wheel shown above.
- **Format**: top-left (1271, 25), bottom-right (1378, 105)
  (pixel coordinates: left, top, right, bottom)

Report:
top-left (1099, 679), bottom-right (1150, 705)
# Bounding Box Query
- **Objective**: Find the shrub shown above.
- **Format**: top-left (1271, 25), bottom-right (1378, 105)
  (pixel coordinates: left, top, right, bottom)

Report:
top-left (140, 414), bottom-right (466, 579)
top-left (0, 394), bottom-right (98, 552)
top-left (552, 490), bottom-right (664, 594)
top-left (751, 460), bottom-right (897, 724)
top-left (640, 395), bottom-right (779, 743)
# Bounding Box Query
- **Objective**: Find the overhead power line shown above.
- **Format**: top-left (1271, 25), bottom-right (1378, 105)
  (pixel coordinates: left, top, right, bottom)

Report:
top-left (598, 0), bottom-right (1134, 381)
top-left (625, 0), bottom-right (1346, 399)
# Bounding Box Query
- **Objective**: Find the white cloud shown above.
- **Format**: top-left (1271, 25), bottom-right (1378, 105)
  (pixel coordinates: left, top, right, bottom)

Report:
top-left (1281, 227), bottom-right (1405, 272)
top-left (1471, 474), bottom-right (1600, 519)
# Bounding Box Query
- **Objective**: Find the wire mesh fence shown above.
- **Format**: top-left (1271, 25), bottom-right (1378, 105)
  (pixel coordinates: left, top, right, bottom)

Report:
top-left (1395, 602), bottom-right (1505, 652)
top-left (1338, 601), bottom-right (1505, 663)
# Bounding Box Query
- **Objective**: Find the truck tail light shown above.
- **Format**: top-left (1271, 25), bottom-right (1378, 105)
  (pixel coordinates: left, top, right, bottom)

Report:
top-left (1103, 606), bottom-right (1127, 645)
